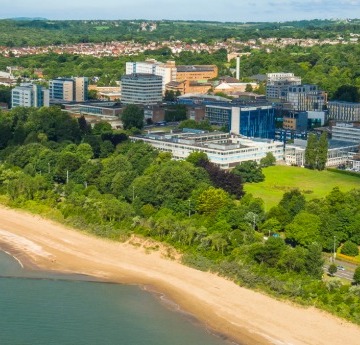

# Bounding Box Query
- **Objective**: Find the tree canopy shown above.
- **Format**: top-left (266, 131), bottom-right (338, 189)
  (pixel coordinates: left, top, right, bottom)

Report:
top-left (121, 104), bottom-right (144, 130)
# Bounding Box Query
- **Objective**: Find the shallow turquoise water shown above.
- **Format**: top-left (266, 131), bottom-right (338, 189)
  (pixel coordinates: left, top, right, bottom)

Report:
top-left (0, 251), bottom-right (234, 345)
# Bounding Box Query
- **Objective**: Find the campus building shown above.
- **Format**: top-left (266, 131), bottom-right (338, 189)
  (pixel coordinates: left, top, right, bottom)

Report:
top-left (165, 80), bottom-right (212, 95)
top-left (285, 139), bottom-right (358, 167)
top-left (266, 73), bottom-right (302, 99)
top-left (49, 77), bottom-right (88, 102)
top-left (283, 84), bottom-right (327, 112)
top-left (125, 59), bottom-right (217, 94)
top-left (331, 122), bottom-right (360, 143)
top-left (283, 111), bottom-right (326, 131)
top-left (131, 131), bottom-right (283, 169)
top-left (126, 60), bottom-right (176, 94)
top-left (121, 73), bottom-right (162, 105)
top-left (11, 83), bottom-right (49, 108)
top-left (175, 64), bottom-right (218, 82)
top-left (63, 102), bottom-right (123, 119)
top-left (205, 104), bottom-right (276, 139)
top-left (328, 101), bottom-right (360, 122)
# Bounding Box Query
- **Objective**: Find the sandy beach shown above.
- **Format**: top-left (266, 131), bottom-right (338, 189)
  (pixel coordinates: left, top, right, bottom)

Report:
top-left (1, 205), bottom-right (360, 345)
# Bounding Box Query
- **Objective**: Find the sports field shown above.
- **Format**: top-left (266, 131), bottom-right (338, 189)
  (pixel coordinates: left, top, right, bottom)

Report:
top-left (244, 166), bottom-right (360, 210)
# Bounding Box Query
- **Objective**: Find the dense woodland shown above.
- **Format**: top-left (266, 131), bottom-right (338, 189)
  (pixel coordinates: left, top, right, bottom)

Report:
top-left (1, 19), bottom-right (360, 46)
top-left (1, 106), bottom-right (360, 323)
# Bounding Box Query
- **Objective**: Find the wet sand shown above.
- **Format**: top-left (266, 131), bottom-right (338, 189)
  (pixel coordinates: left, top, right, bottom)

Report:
top-left (1, 205), bottom-right (360, 345)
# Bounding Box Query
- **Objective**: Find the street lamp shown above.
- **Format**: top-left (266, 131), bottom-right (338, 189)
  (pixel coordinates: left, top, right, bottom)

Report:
top-left (333, 235), bottom-right (336, 263)
top-left (188, 199), bottom-right (191, 218)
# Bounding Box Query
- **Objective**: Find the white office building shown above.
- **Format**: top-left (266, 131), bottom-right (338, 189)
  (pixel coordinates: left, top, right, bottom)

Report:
top-left (131, 131), bottom-right (283, 169)
top-left (121, 73), bottom-right (163, 105)
top-left (11, 83), bottom-right (49, 108)
top-left (285, 139), bottom-right (358, 167)
top-left (126, 60), bottom-right (176, 94)
top-left (331, 123), bottom-right (360, 143)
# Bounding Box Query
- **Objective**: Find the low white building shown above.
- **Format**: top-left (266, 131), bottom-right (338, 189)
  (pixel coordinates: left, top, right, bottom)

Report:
top-left (285, 139), bottom-right (358, 167)
top-left (349, 157), bottom-right (360, 172)
top-left (331, 122), bottom-right (360, 144)
top-left (130, 130), bottom-right (284, 169)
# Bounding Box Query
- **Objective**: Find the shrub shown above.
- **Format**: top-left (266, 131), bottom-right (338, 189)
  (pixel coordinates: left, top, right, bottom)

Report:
top-left (354, 267), bottom-right (360, 285)
top-left (341, 241), bottom-right (359, 257)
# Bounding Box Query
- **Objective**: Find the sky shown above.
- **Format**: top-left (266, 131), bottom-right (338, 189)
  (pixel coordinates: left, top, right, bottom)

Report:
top-left (1, 0), bottom-right (360, 22)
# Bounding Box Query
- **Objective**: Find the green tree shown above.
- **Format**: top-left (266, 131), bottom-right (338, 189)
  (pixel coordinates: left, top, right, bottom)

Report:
top-left (93, 121), bottom-right (112, 135)
top-left (279, 189), bottom-right (306, 219)
top-left (178, 119), bottom-right (213, 131)
top-left (232, 160), bottom-right (265, 183)
top-left (54, 151), bottom-right (82, 183)
top-left (316, 132), bottom-right (328, 170)
top-left (77, 115), bottom-right (92, 135)
top-left (121, 105), bottom-right (144, 130)
top-left (261, 218), bottom-right (281, 236)
top-left (353, 267), bottom-right (360, 285)
top-left (254, 237), bottom-right (286, 267)
top-left (76, 143), bottom-right (94, 162)
top-left (305, 133), bottom-right (317, 169)
top-left (285, 211), bottom-right (321, 247)
top-left (245, 84), bottom-right (253, 92)
top-left (197, 187), bottom-right (229, 216)
top-left (164, 90), bottom-right (176, 102)
top-left (333, 85), bottom-right (360, 102)
top-left (277, 246), bottom-right (307, 273)
top-left (341, 241), bottom-right (359, 257)
top-left (328, 264), bottom-right (337, 277)
top-left (305, 242), bottom-right (324, 279)
top-left (186, 151), bottom-right (209, 166)
top-left (260, 152), bottom-right (276, 167)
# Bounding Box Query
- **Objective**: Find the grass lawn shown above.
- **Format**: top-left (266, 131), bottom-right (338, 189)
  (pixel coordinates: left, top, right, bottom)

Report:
top-left (244, 165), bottom-right (360, 211)
top-left (95, 26), bottom-right (110, 30)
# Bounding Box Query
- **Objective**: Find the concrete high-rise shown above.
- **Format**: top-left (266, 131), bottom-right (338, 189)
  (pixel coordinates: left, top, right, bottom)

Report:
top-left (126, 60), bottom-right (176, 94)
top-left (11, 83), bottom-right (49, 108)
top-left (121, 73), bottom-right (162, 105)
top-left (49, 77), bottom-right (88, 102)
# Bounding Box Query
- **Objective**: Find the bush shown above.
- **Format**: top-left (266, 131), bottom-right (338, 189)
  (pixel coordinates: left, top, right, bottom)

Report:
top-left (341, 241), bottom-right (359, 257)
top-left (328, 264), bottom-right (337, 276)
top-left (354, 267), bottom-right (360, 285)
top-left (326, 168), bottom-right (360, 178)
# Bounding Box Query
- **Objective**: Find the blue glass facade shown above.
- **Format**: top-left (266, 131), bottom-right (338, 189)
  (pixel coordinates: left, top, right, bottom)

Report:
top-left (205, 105), bottom-right (276, 139)
top-left (238, 107), bottom-right (275, 139)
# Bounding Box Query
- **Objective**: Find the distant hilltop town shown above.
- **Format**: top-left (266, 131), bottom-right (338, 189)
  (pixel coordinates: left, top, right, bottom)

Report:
top-left (0, 35), bottom-right (358, 59)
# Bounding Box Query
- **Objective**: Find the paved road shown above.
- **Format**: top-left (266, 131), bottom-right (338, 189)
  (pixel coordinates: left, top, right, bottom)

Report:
top-left (323, 260), bottom-right (358, 281)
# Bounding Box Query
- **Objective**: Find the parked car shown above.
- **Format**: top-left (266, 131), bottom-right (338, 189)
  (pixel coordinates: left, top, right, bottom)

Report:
top-left (337, 265), bottom-right (345, 271)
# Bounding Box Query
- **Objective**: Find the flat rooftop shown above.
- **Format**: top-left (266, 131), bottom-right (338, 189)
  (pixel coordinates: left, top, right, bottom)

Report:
top-left (137, 130), bottom-right (278, 151)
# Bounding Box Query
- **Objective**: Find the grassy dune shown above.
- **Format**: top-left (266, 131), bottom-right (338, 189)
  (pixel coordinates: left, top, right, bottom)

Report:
top-left (244, 166), bottom-right (360, 210)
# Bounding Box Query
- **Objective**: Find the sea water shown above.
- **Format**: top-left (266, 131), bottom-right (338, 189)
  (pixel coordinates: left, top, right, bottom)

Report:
top-left (0, 251), bottom-right (234, 345)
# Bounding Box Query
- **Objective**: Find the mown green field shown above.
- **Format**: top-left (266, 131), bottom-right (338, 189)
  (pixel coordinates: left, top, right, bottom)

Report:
top-left (244, 166), bottom-right (360, 210)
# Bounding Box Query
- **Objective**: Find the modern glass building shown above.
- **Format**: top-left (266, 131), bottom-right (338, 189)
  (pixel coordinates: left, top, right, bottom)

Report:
top-left (11, 83), bottom-right (49, 108)
top-left (205, 104), bottom-right (276, 139)
top-left (121, 73), bottom-right (162, 105)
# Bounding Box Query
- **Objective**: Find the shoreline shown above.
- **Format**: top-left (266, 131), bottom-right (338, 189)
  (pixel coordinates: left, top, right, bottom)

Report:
top-left (0, 241), bottom-right (247, 345)
top-left (0, 241), bottom-right (239, 344)
top-left (1, 205), bottom-right (360, 345)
